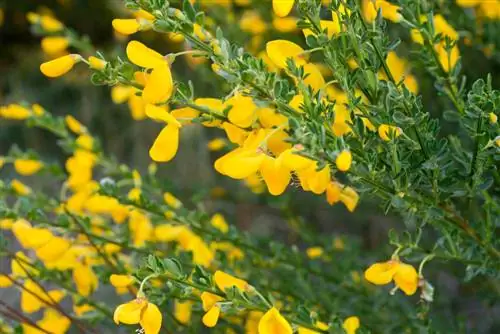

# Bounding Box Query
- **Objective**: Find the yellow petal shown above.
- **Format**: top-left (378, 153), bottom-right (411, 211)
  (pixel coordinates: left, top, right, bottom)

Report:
top-left (266, 40), bottom-right (307, 70)
top-left (40, 54), bottom-right (80, 78)
top-left (72, 262), bottom-right (98, 297)
top-left (335, 150), bottom-right (352, 172)
top-left (88, 56), bottom-right (107, 70)
top-left (326, 182), bottom-right (341, 205)
top-left (301, 63), bottom-right (325, 93)
top-left (342, 316), bottom-right (360, 334)
top-left (128, 93), bottom-right (147, 120)
top-left (340, 186), bottom-right (359, 212)
top-left (40, 15), bottom-right (64, 32)
top-left (174, 300), bottom-right (193, 325)
top-left (0, 274), bottom-right (12, 288)
top-left (111, 85), bottom-right (133, 104)
top-left (258, 307), bottom-right (292, 334)
top-left (126, 40), bottom-right (164, 68)
top-left (280, 148), bottom-right (314, 171)
top-left (202, 305), bottom-right (220, 328)
top-left (222, 122), bottom-right (248, 145)
top-left (149, 124), bottom-right (180, 162)
top-left (14, 159), bottom-right (43, 176)
top-left (273, 0), bottom-right (295, 17)
top-left (65, 115), bottom-right (87, 134)
top-left (140, 302), bottom-right (163, 334)
top-left (110, 274), bottom-right (134, 288)
top-left (11, 179), bottom-right (32, 195)
top-left (214, 270), bottom-right (248, 292)
top-left (260, 156), bottom-right (291, 196)
top-left (227, 94), bottom-right (257, 128)
top-left (393, 263), bottom-right (419, 295)
top-left (378, 124), bottom-right (402, 141)
top-left (364, 261), bottom-right (399, 285)
top-left (41, 36), bottom-right (69, 55)
top-left (215, 149), bottom-right (265, 180)
top-left (200, 292), bottom-right (224, 311)
top-left (35, 236), bottom-right (71, 262)
top-left (21, 280), bottom-right (47, 313)
top-left (146, 104), bottom-right (180, 127)
top-left (112, 19), bottom-right (140, 35)
top-left (114, 299), bottom-right (147, 325)
top-left (142, 62), bottom-right (174, 104)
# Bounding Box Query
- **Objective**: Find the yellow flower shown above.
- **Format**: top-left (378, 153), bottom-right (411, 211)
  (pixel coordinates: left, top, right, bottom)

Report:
top-left (163, 192), bottom-right (182, 208)
top-left (126, 40), bottom-right (165, 69)
top-left (273, 0), bottom-right (295, 18)
top-left (306, 247), bottom-right (324, 259)
top-left (174, 300), bottom-right (193, 325)
top-left (393, 262), bottom-right (419, 295)
top-left (258, 307), bottom-right (292, 334)
top-left (266, 40), bottom-right (308, 70)
top-left (325, 182), bottom-right (359, 212)
top-left (411, 15), bottom-right (459, 45)
top-left (110, 274), bottom-right (135, 288)
top-left (435, 43), bottom-right (460, 73)
top-left (65, 115), bottom-right (87, 134)
top-left (88, 56), bottom-right (107, 70)
top-left (114, 298), bottom-right (162, 334)
top-left (300, 63), bottom-right (326, 93)
top-left (112, 18), bottom-right (140, 35)
top-left (40, 54), bottom-right (81, 78)
top-left (227, 94), bottom-right (258, 128)
top-left (34, 309), bottom-right (71, 334)
top-left (260, 155), bottom-right (291, 196)
top-left (489, 112), bottom-right (498, 124)
top-left (378, 124), bottom-right (402, 141)
top-left (207, 138), bottom-right (226, 151)
top-left (11, 179), bottom-right (32, 195)
top-left (222, 122), bottom-right (248, 144)
top-left (364, 259), bottom-right (419, 295)
top-left (13, 159), bottom-right (43, 176)
top-left (12, 220), bottom-right (53, 249)
top-left (147, 104), bottom-right (182, 162)
top-left (211, 213), bottom-right (229, 233)
top-left (0, 274), bottom-right (13, 288)
top-left (239, 11), bottom-right (267, 35)
top-left (0, 104), bottom-right (31, 120)
top-left (202, 305), bottom-right (221, 327)
top-left (76, 134), bottom-right (94, 151)
top-left (297, 162), bottom-right (331, 194)
top-left (343, 316), bottom-right (360, 334)
top-left (273, 17), bottom-right (298, 33)
top-left (303, 20), bottom-right (341, 39)
top-left (21, 279), bottom-right (66, 313)
top-left (201, 291), bottom-right (224, 311)
top-left (336, 150), bottom-right (352, 172)
top-left (382, 51), bottom-right (419, 94)
top-left (72, 262), bottom-right (98, 297)
top-left (279, 146), bottom-right (311, 169)
top-left (362, 0), bottom-right (402, 23)
top-left (214, 270), bottom-right (249, 292)
top-left (40, 15), bottom-right (64, 32)
top-left (41, 36), bottom-right (69, 55)
top-left (142, 62), bottom-right (174, 104)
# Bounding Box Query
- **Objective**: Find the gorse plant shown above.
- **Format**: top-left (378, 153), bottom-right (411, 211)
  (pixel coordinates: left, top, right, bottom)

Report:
top-left (0, 0), bottom-right (499, 333)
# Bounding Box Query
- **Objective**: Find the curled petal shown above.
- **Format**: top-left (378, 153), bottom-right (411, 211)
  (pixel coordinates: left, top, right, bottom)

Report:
top-left (149, 124), bottom-right (180, 162)
top-left (140, 302), bottom-right (163, 334)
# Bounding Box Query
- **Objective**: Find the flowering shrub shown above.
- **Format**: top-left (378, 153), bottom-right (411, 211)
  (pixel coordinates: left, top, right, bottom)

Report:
top-left (1, 0), bottom-right (500, 333)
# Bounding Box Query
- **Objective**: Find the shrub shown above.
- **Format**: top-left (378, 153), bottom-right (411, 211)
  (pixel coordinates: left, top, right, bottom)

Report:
top-left (1, 1), bottom-right (499, 333)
